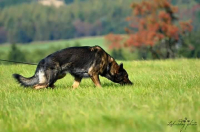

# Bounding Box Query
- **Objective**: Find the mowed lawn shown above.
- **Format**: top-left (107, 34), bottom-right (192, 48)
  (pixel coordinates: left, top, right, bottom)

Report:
top-left (0, 59), bottom-right (199, 132)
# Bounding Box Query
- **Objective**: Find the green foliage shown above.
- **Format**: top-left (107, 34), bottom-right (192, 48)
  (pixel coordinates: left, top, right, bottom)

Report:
top-left (111, 49), bottom-right (126, 60)
top-left (0, 0), bottom-right (198, 44)
top-left (0, 59), bottom-right (199, 132)
top-left (196, 11), bottom-right (200, 31)
top-left (195, 0), bottom-right (200, 3)
top-left (0, 0), bottom-right (132, 43)
top-left (64, 0), bottom-right (74, 4)
top-left (0, 4), bottom-right (76, 43)
top-left (0, 27), bottom-right (7, 44)
top-left (8, 44), bottom-right (26, 62)
top-left (178, 31), bottom-right (200, 58)
top-left (0, 0), bottom-right (35, 8)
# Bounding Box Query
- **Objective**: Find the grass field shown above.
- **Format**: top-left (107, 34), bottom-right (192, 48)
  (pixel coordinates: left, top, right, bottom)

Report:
top-left (0, 59), bottom-right (199, 132)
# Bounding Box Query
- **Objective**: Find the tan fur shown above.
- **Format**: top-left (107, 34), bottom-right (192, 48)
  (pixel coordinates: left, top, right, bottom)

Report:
top-left (88, 63), bottom-right (95, 76)
top-left (107, 56), bottom-right (120, 75)
top-left (87, 46), bottom-right (122, 87)
top-left (72, 77), bottom-right (82, 89)
top-left (88, 46), bottom-right (108, 76)
top-left (34, 84), bottom-right (48, 90)
top-left (90, 75), bottom-right (101, 87)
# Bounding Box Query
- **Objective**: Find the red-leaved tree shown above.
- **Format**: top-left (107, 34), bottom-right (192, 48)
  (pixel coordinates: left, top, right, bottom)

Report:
top-left (106, 0), bottom-right (193, 59)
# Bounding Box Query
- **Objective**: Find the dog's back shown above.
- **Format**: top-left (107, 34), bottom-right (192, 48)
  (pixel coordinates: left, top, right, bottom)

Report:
top-left (53, 46), bottom-right (97, 70)
top-left (44, 46), bottom-right (104, 77)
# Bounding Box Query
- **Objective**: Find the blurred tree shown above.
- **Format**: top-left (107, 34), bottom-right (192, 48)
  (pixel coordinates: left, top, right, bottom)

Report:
top-left (0, 4), bottom-right (76, 43)
top-left (0, 27), bottom-right (7, 44)
top-left (195, 0), bottom-right (200, 3)
top-left (64, 0), bottom-right (74, 4)
top-left (106, 0), bottom-right (193, 59)
top-left (0, 0), bottom-right (132, 43)
top-left (105, 33), bottom-right (123, 50)
top-left (111, 49), bottom-right (125, 60)
top-left (0, 0), bottom-right (35, 8)
top-left (179, 31), bottom-right (200, 58)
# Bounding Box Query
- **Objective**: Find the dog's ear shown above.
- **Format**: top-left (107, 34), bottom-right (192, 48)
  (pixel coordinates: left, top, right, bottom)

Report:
top-left (119, 63), bottom-right (123, 70)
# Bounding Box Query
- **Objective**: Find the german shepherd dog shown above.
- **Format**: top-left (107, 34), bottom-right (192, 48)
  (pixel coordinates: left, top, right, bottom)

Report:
top-left (13, 46), bottom-right (133, 89)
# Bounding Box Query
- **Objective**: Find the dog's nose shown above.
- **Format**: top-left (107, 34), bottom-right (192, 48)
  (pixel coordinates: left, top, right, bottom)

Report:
top-left (127, 79), bottom-right (133, 85)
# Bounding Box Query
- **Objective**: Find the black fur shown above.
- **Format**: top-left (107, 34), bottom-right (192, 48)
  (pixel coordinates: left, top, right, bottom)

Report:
top-left (13, 73), bottom-right (39, 87)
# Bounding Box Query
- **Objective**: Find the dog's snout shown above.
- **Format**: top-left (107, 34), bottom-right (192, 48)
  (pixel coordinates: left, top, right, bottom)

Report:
top-left (126, 78), bottom-right (133, 85)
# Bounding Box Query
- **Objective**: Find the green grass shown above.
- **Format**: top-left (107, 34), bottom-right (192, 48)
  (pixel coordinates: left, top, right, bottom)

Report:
top-left (0, 59), bottom-right (199, 132)
top-left (0, 36), bottom-right (106, 52)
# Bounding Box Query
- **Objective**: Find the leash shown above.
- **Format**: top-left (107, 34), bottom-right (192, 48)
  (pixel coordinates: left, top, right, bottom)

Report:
top-left (0, 59), bottom-right (37, 65)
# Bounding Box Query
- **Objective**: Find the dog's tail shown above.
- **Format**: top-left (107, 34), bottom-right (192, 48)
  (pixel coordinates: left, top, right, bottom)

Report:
top-left (13, 73), bottom-right (39, 87)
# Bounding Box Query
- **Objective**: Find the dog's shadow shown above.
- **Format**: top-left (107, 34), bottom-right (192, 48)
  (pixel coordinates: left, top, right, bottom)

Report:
top-left (53, 82), bottom-right (123, 89)
top-left (101, 82), bottom-right (122, 88)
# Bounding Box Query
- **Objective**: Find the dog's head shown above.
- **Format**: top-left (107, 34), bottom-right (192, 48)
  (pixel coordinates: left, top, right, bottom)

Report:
top-left (104, 62), bottom-right (133, 85)
top-left (112, 63), bottom-right (133, 85)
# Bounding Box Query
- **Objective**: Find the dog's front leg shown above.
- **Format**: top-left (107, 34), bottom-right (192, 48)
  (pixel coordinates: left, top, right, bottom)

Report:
top-left (72, 77), bottom-right (82, 89)
top-left (90, 75), bottom-right (101, 88)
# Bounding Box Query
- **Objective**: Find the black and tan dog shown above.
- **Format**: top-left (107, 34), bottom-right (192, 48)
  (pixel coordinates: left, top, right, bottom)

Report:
top-left (13, 46), bottom-right (133, 89)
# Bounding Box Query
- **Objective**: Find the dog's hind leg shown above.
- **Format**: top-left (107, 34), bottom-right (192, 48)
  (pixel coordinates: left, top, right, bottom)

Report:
top-left (48, 73), bottom-right (66, 88)
top-left (44, 67), bottom-right (61, 88)
top-left (33, 69), bottom-right (48, 89)
top-left (72, 77), bottom-right (82, 89)
top-left (33, 73), bottom-right (56, 90)
top-left (90, 75), bottom-right (101, 88)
